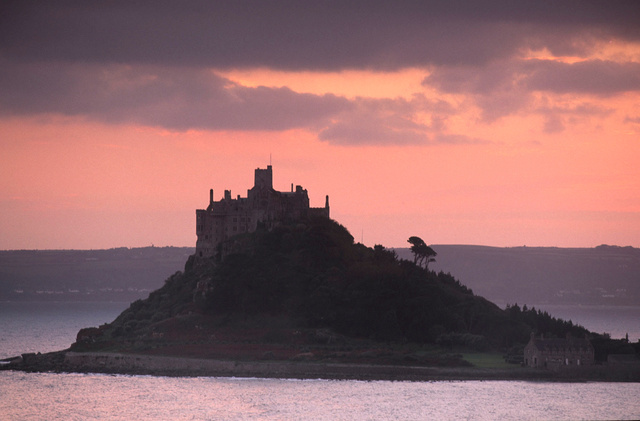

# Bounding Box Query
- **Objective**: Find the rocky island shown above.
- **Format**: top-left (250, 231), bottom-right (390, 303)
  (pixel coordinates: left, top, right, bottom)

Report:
top-left (4, 166), bottom-right (639, 381)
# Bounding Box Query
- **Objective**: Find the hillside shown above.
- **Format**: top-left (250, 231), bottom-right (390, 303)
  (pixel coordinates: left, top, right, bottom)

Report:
top-left (395, 245), bottom-right (640, 306)
top-left (70, 218), bottom-right (595, 365)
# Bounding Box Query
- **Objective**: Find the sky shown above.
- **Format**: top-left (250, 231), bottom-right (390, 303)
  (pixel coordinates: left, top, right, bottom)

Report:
top-left (1, 1), bottom-right (639, 250)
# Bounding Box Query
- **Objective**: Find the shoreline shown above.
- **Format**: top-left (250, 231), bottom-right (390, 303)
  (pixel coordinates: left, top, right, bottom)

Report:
top-left (4, 351), bottom-right (639, 382)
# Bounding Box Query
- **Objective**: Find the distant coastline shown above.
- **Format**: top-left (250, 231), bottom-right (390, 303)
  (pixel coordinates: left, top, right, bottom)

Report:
top-left (3, 245), bottom-right (638, 306)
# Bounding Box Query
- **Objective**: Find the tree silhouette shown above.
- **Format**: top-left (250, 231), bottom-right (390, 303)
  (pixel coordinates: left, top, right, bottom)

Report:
top-left (407, 236), bottom-right (437, 270)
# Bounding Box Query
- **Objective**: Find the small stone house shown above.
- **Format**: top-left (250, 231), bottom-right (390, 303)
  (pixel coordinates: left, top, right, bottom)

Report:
top-left (524, 333), bottom-right (594, 369)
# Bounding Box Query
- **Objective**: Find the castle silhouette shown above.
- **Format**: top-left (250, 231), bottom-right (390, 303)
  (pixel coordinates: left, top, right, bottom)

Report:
top-left (196, 165), bottom-right (330, 258)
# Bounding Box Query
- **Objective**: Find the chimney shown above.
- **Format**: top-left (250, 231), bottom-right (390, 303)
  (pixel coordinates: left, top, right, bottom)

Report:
top-left (209, 189), bottom-right (214, 205)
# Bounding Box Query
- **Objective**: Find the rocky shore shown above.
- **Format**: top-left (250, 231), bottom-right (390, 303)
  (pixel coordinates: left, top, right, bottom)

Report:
top-left (4, 351), bottom-right (638, 382)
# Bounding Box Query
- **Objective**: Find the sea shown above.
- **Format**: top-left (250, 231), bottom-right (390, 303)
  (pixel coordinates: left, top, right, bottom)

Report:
top-left (1, 301), bottom-right (639, 420)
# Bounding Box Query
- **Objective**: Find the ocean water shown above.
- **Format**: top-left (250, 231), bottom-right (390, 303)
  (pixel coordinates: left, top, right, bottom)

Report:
top-left (1, 371), bottom-right (639, 420)
top-left (0, 301), bottom-right (128, 359)
top-left (1, 302), bottom-right (639, 420)
top-left (530, 304), bottom-right (640, 342)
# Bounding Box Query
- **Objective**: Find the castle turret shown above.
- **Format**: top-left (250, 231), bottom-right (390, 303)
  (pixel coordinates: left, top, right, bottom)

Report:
top-left (206, 189), bottom-right (214, 211)
top-left (254, 165), bottom-right (273, 190)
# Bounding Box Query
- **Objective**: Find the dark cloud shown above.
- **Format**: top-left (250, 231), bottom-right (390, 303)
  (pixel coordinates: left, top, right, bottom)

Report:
top-left (542, 115), bottom-right (565, 134)
top-left (535, 101), bottom-right (614, 133)
top-left (319, 120), bottom-right (429, 146)
top-left (2, 1), bottom-right (638, 70)
top-left (524, 60), bottom-right (640, 96)
top-left (318, 98), bottom-right (431, 145)
top-left (432, 134), bottom-right (490, 145)
top-left (318, 95), bottom-right (480, 146)
top-left (425, 60), bottom-right (532, 121)
top-left (0, 60), bottom-right (468, 145)
top-left (536, 103), bottom-right (613, 117)
top-left (1, 1), bottom-right (637, 144)
top-left (425, 58), bottom-right (639, 122)
top-left (427, 59), bottom-right (640, 97)
top-left (0, 61), bottom-right (351, 131)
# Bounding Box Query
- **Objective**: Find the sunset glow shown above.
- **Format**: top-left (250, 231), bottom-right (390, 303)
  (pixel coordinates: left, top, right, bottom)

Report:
top-left (1, 1), bottom-right (639, 249)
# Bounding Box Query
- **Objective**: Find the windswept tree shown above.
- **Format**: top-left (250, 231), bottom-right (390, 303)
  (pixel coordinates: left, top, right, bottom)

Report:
top-left (408, 236), bottom-right (437, 270)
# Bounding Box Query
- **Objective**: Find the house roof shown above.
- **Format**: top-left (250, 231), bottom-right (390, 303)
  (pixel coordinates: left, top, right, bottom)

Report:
top-left (529, 335), bottom-right (593, 352)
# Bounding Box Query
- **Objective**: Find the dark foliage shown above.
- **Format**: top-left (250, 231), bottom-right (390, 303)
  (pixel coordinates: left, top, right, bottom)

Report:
top-left (195, 218), bottom-right (534, 348)
top-left (97, 218), bottom-right (598, 352)
top-left (504, 303), bottom-right (590, 340)
top-left (590, 335), bottom-right (640, 362)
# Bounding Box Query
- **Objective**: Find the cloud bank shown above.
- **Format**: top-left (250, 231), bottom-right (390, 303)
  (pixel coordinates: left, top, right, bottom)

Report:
top-left (1, 0), bottom-right (639, 144)
top-left (3, 1), bottom-right (638, 69)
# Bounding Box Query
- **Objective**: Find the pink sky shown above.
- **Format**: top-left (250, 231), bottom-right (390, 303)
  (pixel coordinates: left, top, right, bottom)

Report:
top-left (1, 2), bottom-right (639, 250)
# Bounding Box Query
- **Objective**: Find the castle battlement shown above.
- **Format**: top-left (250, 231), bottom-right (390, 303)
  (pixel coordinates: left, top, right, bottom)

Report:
top-left (195, 165), bottom-right (330, 258)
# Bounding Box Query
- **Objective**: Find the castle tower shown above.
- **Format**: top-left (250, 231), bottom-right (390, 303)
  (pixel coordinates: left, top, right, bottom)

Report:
top-left (254, 165), bottom-right (273, 190)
